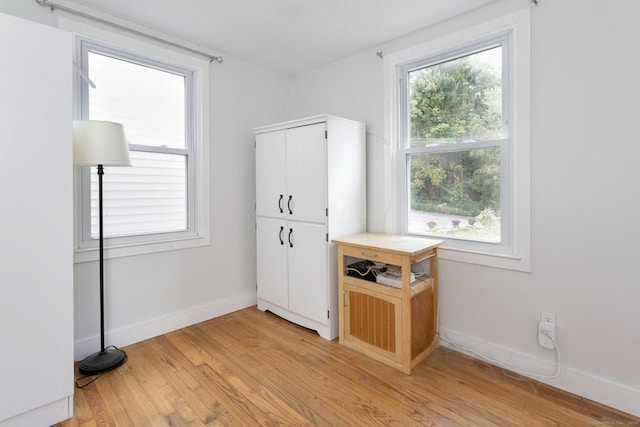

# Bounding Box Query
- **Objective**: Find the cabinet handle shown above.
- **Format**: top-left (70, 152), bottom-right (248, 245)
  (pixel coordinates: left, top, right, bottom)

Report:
top-left (287, 195), bottom-right (293, 215)
top-left (278, 194), bottom-right (284, 213)
top-left (288, 228), bottom-right (293, 248)
top-left (279, 226), bottom-right (284, 245)
top-left (360, 252), bottom-right (378, 258)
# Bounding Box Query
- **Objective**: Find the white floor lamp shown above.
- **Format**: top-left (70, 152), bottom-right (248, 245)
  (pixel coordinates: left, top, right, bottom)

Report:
top-left (73, 120), bottom-right (131, 375)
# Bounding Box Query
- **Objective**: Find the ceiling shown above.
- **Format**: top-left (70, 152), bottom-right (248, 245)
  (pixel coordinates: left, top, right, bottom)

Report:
top-left (69, 0), bottom-right (496, 75)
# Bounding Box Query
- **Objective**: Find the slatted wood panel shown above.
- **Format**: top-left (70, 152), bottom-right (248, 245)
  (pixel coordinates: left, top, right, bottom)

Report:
top-left (411, 282), bottom-right (434, 358)
top-left (54, 307), bottom-right (639, 426)
top-left (349, 291), bottom-right (395, 352)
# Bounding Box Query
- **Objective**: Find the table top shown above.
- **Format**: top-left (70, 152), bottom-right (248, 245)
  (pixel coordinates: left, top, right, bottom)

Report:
top-left (332, 233), bottom-right (443, 256)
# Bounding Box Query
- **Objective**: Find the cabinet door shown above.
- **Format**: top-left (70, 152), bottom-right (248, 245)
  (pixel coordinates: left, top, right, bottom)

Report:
top-left (286, 123), bottom-right (327, 223)
top-left (256, 217), bottom-right (288, 309)
top-left (256, 130), bottom-right (286, 218)
top-left (343, 283), bottom-right (402, 362)
top-left (287, 222), bottom-right (328, 324)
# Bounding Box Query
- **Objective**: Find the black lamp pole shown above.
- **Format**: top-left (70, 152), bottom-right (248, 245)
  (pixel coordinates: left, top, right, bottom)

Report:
top-left (99, 164), bottom-right (105, 352)
top-left (79, 165), bottom-right (127, 375)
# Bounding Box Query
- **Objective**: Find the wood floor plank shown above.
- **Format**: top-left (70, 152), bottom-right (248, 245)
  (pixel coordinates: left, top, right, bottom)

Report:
top-left (109, 373), bottom-right (165, 424)
top-left (185, 326), bottom-right (316, 426)
top-left (429, 353), bottom-right (569, 424)
top-left (196, 328), bottom-right (344, 426)
top-left (182, 313), bottom-right (430, 426)
top-left (292, 344), bottom-right (496, 426)
top-left (143, 335), bottom-right (228, 425)
top-left (236, 310), bottom-right (501, 426)
top-left (169, 326), bottom-right (312, 425)
top-left (425, 348), bottom-right (622, 426)
top-left (59, 307), bottom-right (639, 427)
top-left (198, 312), bottom-right (412, 425)
top-left (152, 332), bottom-right (247, 426)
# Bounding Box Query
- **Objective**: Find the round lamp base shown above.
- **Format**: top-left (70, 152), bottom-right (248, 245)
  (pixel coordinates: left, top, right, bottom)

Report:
top-left (79, 348), bottom-right (127, 375)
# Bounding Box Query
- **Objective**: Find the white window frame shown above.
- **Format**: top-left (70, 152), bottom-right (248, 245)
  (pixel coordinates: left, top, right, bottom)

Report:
top-left (384, 9), bottom-right (531, 272)
top-left (65, 19), bottom-right (210, 263)
top-left (399, 34), bottom-right (512, 251)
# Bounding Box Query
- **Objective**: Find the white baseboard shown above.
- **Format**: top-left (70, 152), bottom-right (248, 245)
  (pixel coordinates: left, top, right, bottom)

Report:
top-left (74, 291), bottom-right (257, 360)
top-left (0, 396), bottom-right (72, 427)
top-left (439, 327), bottom-right (640, 418)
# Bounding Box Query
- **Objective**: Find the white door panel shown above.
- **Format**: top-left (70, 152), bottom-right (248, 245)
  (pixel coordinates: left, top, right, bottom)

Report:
top-left (288, 222), bottom-right (328, 324)
top-left (286, 124), bottom-right (326, 223)
top-left (256, 217), bottom-right (288, 308)
top-left (256, 130), bottom-right (286, 218)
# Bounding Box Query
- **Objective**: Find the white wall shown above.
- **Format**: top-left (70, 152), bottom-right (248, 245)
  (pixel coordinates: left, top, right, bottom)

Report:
top-left (0, 0), bottom-right (290, 360)
top-left (286, 0), bottom-right (640, 417)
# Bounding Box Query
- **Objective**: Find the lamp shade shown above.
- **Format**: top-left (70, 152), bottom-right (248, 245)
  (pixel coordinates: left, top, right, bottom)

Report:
top-left (73, 120), bottom-right (131, 166)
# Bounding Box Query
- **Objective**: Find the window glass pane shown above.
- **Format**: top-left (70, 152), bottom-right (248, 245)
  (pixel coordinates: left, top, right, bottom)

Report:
top-left (408, 149), bottom-right (500, 243)
top-left (88, 51), bottom-right (186, 149)
top-left (90, 151), bottom-right (187, 238)
top-left (409, 46), bottom-right (502, 148)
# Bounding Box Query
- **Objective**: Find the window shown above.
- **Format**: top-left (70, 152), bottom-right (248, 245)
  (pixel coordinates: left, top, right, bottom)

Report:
top-left (400, 37), bottom-right (509, 245)
top-left (386, 9), bottom-right (530, 271)
top-left (73, 30), bottom-right (209, 261)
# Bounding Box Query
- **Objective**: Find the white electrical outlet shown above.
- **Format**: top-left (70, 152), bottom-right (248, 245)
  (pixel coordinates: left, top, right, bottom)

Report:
top-left (538, 312), bottom-right (557, 350)
top-left (540, 311), bottom-right (557, 324)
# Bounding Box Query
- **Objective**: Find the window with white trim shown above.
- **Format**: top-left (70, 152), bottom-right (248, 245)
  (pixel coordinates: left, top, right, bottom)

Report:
top-left (399, 35), bottom-right (510, 246)
top-left (389, 9), bottom-right (531, 270)
top-left (74, 34), bottom-right (209, 259)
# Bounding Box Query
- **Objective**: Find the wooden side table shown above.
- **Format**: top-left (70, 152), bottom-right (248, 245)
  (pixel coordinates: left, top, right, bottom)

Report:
top-left (333, 233), bottom-right (443, 374)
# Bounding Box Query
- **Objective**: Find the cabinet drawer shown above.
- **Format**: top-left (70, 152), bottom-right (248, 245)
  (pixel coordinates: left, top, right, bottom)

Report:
top-left (341, 245), bottom-right (403, 266)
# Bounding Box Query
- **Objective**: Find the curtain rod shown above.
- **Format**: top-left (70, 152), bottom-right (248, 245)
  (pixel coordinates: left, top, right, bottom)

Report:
top-left (35, 0), bottom-right (224, 63)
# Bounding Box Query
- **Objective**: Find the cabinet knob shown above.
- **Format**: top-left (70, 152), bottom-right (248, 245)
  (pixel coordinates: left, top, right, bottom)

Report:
top-left (278, 194), bottom-right (284, 214)
top-left (288, 228), bottom-right (293, 248)
top-left (287, 195), bottom-right (293, 215)
top-left (360, 252), bottom-right (378, 258)
top-left (279, 226), bottom-right (284, 245)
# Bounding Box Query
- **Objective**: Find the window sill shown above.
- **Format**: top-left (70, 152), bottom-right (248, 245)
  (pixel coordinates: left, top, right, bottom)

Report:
top-left (74, 235), bottom-right (210, 263)
top-left (438, 244), bottom-right (530, 273)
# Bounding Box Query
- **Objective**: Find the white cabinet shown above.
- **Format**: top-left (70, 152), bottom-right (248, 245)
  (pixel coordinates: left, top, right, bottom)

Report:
top-left (0, 13), bottom-right (73, 426)
top-left (255, 115), bottom-right (366, 340)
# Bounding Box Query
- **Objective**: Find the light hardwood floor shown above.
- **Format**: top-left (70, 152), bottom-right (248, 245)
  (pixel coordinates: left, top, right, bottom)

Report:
top-left (56, 307), bottom-right (638, 426)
